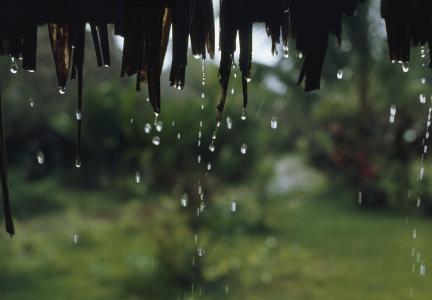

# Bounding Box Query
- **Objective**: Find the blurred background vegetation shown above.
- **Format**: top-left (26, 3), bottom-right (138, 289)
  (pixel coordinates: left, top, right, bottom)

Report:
top-left (0, 1), bottom-right (431, 299)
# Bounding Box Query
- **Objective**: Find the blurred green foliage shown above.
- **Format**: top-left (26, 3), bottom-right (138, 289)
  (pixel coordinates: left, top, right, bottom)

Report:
top-left (0, 1), bottom-right (432, 298)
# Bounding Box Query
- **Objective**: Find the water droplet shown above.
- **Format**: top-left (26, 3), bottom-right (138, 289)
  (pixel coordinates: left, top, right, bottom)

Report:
top-left (417, 197), bottom-right (421, 208)
top-left (29, 98), bottom-right (35, 108)
top-left (75, 159), bottom-right (81, 168)
top-left (231, 88), bottom-right (235, 95)
top-left (413, 229), bottom-right (417, 239)
top-left (177, 133), bottom-right (181, 140)
top-left (240, 143), bottom-right (247, 154)
top-left (402, 62), bottom-right (409, 73)
top-left (241, 109), bottom-right (247, 121)
top-left (155, 121), bottom-right (163, 132)
top-left (36, 151), bottom-right (44, 164)
top-left (130, 118), bottom-right (134, 124)
top-left (421, 77), bottom-right (427, 85)
top-left (209, 143), bottom-right (215, 152)
top-left (420, 264), bottom-right (426, 276)
top-left (283, 45), bottom-right (289, 58)
top-left (298, 52), bottom-right (303, 59)
top-left (271, 117), bottom-right (278, 129)
top-left (207, 163), bottom-right (212, 171)
top-left (73, 233), bottom-right (79, 244)
top-left (144, 123), bottom-right (152, 134)
top-left (201, 93), bottom-right (205, 99)
top-left (226, 117), bottom-right (233, 130)
top-left (146, 97), bottom-right (150, 102)
top-left (10, 58), bottom-right (18, 74)
top-left (58, 87), bottom-right (66, 95)
top-left (197, 155), bottom-right (201, 163)
top-left (419, 94), bottom-right (427, 104)
top-left (246, 77), bottom-right (252, 83)
top-left (199, 121), bottom-right (203, 128)
top-left (75, 110), bottom-right (82, 120)
top-left (337, 69), bottom-right (344, 80)
top-left (135, 172), bottom-right (141, 183)
top-left (230, 200), bottom-right (237, 212)
top-left (197, 247), bottom-right (205, 257)
top-left (152, 136), bottom-right (160, 146)
top-left (358, 191), bottom-right (363, 205)
top-left (28, 69), bottom-right (35, 73)
top-left (193, 54), bottom-right (202, 59)
top-left (181, 193), bottom-right (189, 207)
top-left (389, 104), bottom-right (397, 123)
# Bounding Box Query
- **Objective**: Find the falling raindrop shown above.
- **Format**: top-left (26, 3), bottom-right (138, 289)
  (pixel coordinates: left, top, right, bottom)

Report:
top-left (193, 54), bottom-right (202, 59)
top-left (177, 133), bottom-right (181, 140)
top-left (230, 200), bottom-right (237, 212)
top-left (271, 117), bottom-right (278, 129)
top-left (246, 77), bottom-right (252, 83)
top-left (155, 121), bottom-right (163, 132)
top-left (73, 233), bottom-right (79, 244)
top-left (420, 264), bottom-right (426, 276)
top-left (209, 143), bottom-right (215, 152)
top-left (36, 151), bottom-right (44, 165)
top-left (144, 123), bottom-right (152, 134)
top-left (207, 163), bottom-right (212, 171)
top-left (240, 143), bottom-right (247, 154)
top-left (135, 172), bottom-right (141, 183)
top-left (181, 193), bottom-right (189, 207)
top-left (417, 197), bottom-right (422, 208)
top-left (231, 88), bottom-right (235, 95)
top-left (421, 77), bottom-right (427, 85)
top-left (201, 93), bottom-right (205, 99)
top-left (197, 155), bottom-right (201, 163)
top-left (130, 118), bottom-right (134, 124)
top-left (29, 98), bottom-right (35, 108)
top-left (389, 104), bottom-right (397, 123)
top-left (152, 136), bottom-right (161, 146)
top-left (226, 116), bottom-right (233, 130)
top-left (412, 229), bottom-right (417, 239)
top-left (75, 159), bottom-right (81, 168)
top-left (75, 110), bottom-right (82, 120)
top-left (58, 86), bottom-right (66, 95)
top-left (10, 58), bottom-right (18, 74)
top-left (336, 69), bottom-right (344, 80)
top-left (197, 247), bottom-right (205, 257)
top-left (401, 62), bottom-right (409, 73)
top-left (419, 94), bottom-right (427, 104)
top-left (358, 191), bottom-right (363, 205)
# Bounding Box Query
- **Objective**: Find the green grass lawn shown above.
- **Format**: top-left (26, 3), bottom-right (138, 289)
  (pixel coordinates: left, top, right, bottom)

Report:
top-left (0, 181), bottom-right (430, 300)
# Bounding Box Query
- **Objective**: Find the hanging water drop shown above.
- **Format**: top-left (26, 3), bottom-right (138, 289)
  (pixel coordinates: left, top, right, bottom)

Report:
top-left (337, 69), bottom-right (344, 80)
top-left (241, 109), bottom-right (247, 121)
top-left (181, 193), bottom-right (189, 207)
top-left (152, 136), bottom-right (160, 146)
top-left (419, 94), bottom-right (427, 104)
top-left (177, 133), bottom-right (181, 140)
top-left (144, 123), bottom-right (152, 134)
top-left (73, 233), bottom-right (79, 244)
top-left (246, 77), bottom-right (252, 83)
top-left (29, 98), bottom-right (35, 108)
top-left (155, 121), bottom-right (163, 132)
top-left (58, 86), bottom-right (66, 95)
top-left (135, 172), bottom-right (141, 183)
top-left (209, 143), bottom-right (215, 152)
top-left (207, 163), bottom-right (212, 171)
top-left (201, 93), bottom-right (205, 99)
top-left (283, 45), bottom-right (289, 58)
top-left (197, 155), bottom-right (201, 163)
top-left (36, 151), bottom-right (45, 165)
top-left (421, 77), bottom-right (427, 85)
top-left (401, 62), bottom-right (409, 73)
top-left (193, 54), bottom-right (202, 59)
top-left (231, 88), bottom-right (235, 95)
top-left (240, 143), bottom-right (247, 155)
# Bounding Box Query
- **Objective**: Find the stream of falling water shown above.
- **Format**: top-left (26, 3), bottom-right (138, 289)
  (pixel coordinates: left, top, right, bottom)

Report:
top-left (406, 46), bottom-right (429, 298)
